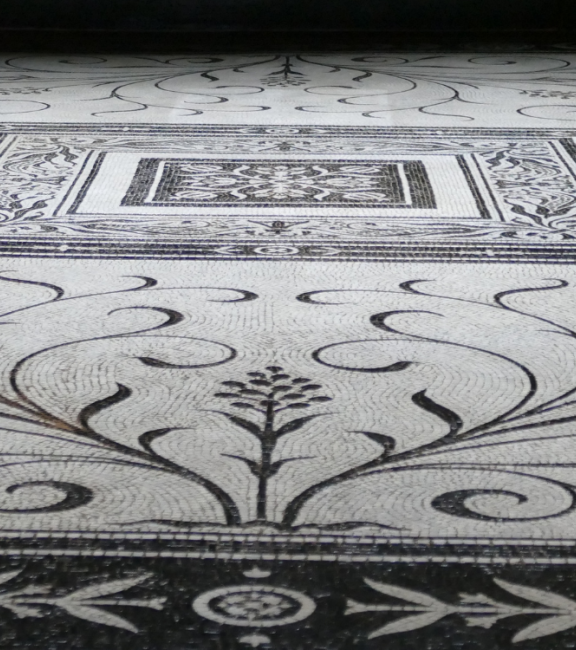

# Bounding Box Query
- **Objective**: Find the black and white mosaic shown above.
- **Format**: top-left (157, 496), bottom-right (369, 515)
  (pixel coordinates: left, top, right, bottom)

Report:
top-left (3, 123), bottom-right (576, 258)
top-left (0, 51), bottom-right (575, 649)
top-left (3, 53), bottom-right (576, 127)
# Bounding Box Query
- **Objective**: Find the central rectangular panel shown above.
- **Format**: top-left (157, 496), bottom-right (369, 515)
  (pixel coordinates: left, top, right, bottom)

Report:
top-left (121, 158), bottom-right (435, 209)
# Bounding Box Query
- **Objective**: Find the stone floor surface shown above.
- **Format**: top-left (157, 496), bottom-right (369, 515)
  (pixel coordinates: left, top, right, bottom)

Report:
top-left (0, 48), bottom-right (574, 649)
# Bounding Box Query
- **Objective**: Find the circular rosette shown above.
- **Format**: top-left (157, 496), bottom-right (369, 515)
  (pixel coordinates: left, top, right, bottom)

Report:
top-left (192, 585), bottom-right (315, 627)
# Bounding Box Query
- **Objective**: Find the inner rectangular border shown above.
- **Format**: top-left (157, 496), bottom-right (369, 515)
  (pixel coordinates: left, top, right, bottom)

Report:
top-left (120, 158), bottom-right (436, 209)
top-left (61, 151), bottom-right (484, 219)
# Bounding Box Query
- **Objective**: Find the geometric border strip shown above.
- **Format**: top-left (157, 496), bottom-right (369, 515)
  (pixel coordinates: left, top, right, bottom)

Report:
top-left (2, 237), bottom-right (576, 263)
top-left (0, 533), bottom-right (576, 563)
top-left (4, 124), bottom-right (576, 138)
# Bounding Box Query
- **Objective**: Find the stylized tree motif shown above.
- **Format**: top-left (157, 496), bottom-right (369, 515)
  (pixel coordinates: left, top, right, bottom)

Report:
top-left (214, 366), bottom-right (332, 521)
top-left (1, 273), bottom-right (576, 533)
top-left (261, 56), bottom-right (309, 87)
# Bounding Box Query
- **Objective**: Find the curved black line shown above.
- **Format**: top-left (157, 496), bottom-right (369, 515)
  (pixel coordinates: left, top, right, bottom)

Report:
top-left (107, 306), bottom-right (184, 332)
top-left (412, 390), bottom-right (463, 438)
top-left (139, 428), bottom-right (173, 453)
top-left (312, 339), bottom-right (412, 373)
top-left (399, 280), bottom-right (433, 294)
top-left (0, 285), bottom-right (258, 321)
top-left (370, 310), bottom-right (538, 435)
top-left (128, 276), bottom-right (158, 290)
top-left (0, 480), bottom-right (93, 513)
top-left (360, 465), bottom-right (576, 523)
top-left (7, 332), bottom-right (241, 523)
top-left (0, 273), bottom-right (64, 301)
top-left (78, 383), bottom-right (131, 430)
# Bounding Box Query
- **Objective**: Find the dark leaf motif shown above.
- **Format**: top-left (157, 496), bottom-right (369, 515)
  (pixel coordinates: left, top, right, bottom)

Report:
top-left (272, 385), bottom-right (292, 393)
top-left (221, 413), bottom-right (263, 437)
top-left (269, 457), bottom-right (312, 476)
top-left (240, 389), bottom-right (268, 397)
top-left (266, 366), bottom-right (283, 372)
top-left (292, 378), bottom-right (312, 384)
top-left (272, 374), bottom-right (290, 381)
top-left (221, 381), bottom-right (245, 388)
top-left (308, 396), bottom-right (332, 403)
top-left (283, 393), bottom-right (305, 400)
top-left (231, 402), bottom-right (261, 411)
top-left (222, 454), bottom-right (261, 476)
top-left (276, 413), bottom-right (327, 438)
top-left (357, 431), bottom-right (396, 457)
top-left (78, 384), bottom-right (132, 430)
top-left (412, 390), bottom-right (463, 438)
top-left (128, 275), bottom-right (158, 290)
top-left (248, 372), bottom-right (266, 378)
top-left (137, 357), bottom-right (191, 369)
top-left (224, 290), bottom-right (258, 303)
top-left (313, 340), bottom-right (413, 372)
top-left (300, 384), bottom-right (322, 391)
top-left (431, 489), bottom-right (528, 521)
top-left (109, 307), bottom-right (184, 331)
top-left (137, 343), bottom-right (235, 369)
top-left (214, 392), bottom-right (241, 399)
top-left (368, 361), bottom-right (413, 373)
top-left (138, 428), bottom-right (173, 453)
top-left (283, 403), bottom-right (310, 410)
top-left (250, 379), bottom-right (271, 386)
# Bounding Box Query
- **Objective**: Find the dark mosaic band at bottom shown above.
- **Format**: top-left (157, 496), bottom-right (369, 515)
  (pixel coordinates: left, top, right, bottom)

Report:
top-left (0, 556), bottom-right (574, 649)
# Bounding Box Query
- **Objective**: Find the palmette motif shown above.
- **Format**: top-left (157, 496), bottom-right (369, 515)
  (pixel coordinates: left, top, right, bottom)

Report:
top-left (348, 577), bottom-right (576, 643)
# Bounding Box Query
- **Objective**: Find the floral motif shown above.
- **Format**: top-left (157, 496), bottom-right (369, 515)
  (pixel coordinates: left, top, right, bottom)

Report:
top-left (348, 577), bottom-right (576, 643)
top-left (192, 585), bottom-right (316, 627)
top-left (146, 161), bottom-right (404, 205)
top-left (215, 591), bottom-right (293, 620)
top-left (0, 570), bottom-right (163, 632)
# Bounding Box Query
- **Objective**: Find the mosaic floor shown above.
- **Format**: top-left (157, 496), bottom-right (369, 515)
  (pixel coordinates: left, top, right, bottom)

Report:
top-left (1, 50), bottom-right (576, 648)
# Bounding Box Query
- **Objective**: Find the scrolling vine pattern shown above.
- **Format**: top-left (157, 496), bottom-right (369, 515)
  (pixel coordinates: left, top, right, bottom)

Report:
top-left (2, 54), bottom-right (576, 123)
top-left (0, 274), bottom-right (575, 532)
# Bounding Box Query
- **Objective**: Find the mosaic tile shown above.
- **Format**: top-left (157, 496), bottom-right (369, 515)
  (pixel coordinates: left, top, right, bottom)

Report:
top-left (0, 50), bottom-right (573, 648)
